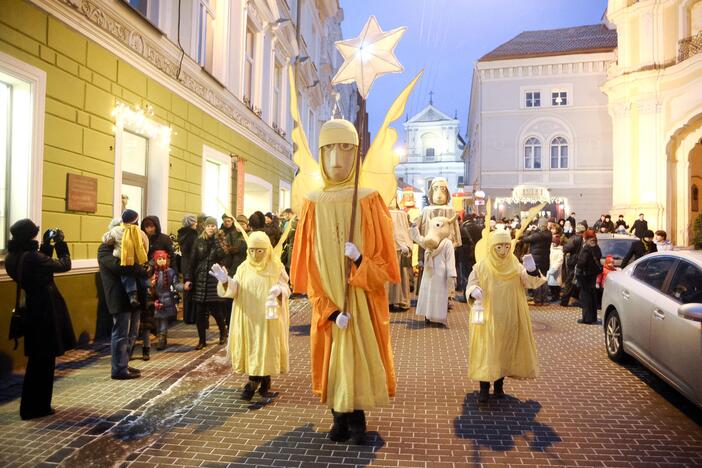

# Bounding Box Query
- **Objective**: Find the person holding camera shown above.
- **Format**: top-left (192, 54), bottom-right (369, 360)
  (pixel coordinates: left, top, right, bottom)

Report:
top-left (5, 219), bottom-right (76, 420)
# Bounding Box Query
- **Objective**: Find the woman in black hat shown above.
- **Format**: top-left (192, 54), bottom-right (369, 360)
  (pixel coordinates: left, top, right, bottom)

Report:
top-left (5, 219), bottom-right (76, 420)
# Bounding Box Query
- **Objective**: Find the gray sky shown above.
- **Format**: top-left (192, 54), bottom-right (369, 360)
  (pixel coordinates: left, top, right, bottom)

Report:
top-left (338, 0), bottom-right (608, 140)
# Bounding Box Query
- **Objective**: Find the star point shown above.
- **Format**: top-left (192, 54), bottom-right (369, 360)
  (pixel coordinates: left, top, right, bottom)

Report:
top-left (331, 15), bottom-right (406, 100)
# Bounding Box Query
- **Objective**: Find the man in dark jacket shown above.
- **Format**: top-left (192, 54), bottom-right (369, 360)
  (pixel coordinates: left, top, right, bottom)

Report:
top-left (602, 215), bottom-right (615, 233)
top-left (621, 229), bottom-right (657, 268)
top-left (5, 219), bottom-right (76, 420)
top-left (522, 217), bottom-right (552, 305)
top-left (566, 212), bottom-right (577, 230)
top-left (220, 213), bottom-right (247, 274)
top-left (98, 242), bottom-right (146, 379)
top-left (177, 215), bottom-right (198, 324)
top-left (560, 223), bottom-right (586, 306)
top-left (629, 213), bottom-right (648, 238)
top-left (456, 215), bottom-right (482, 298)
top-left (615, 215), bottom-right (628, 231)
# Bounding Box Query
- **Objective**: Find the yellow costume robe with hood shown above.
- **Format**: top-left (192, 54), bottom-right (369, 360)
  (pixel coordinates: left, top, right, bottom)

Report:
top-left (465, 229), bottom-right (545, 382)
top-left (290, 122), bottom-right (400, 413)
top-left (218, 231), bottom-right (290, 376)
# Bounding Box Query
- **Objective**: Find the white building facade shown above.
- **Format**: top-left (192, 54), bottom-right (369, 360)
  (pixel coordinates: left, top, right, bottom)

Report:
top-left (465, 24), bottom-right (617, 223)
top-left (603, 0), bottom-right (702, 246)
top-left (396, 104), bottom-right (465, 202)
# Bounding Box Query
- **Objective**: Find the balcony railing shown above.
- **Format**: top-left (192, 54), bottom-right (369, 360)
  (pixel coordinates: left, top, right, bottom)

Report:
top-left (678, 31), bottom-right (702, 63)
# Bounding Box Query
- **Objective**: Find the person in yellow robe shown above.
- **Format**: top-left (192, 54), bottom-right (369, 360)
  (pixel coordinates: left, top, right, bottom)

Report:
top-left (465, 228), bottom-right (545, 403)
top-left (290, 119), bottom-right (400, 445)
top-left (211, 231), bottom-right (290, 400)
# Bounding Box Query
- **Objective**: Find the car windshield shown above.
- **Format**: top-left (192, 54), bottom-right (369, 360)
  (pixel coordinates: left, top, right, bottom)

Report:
top-left (598, 238), bottom-right (637, 260)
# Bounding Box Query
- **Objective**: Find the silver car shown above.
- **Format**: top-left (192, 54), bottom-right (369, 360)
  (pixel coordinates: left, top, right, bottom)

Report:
top-left (602, 251), bottom-right (702, 408)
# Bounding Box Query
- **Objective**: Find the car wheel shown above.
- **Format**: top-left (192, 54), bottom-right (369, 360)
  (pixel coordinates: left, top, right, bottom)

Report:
top-left (605, 310), bottom-right (626, 363)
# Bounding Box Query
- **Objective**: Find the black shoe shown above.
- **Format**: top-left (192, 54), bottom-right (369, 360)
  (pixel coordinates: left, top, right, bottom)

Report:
top-left (195, 341), bottom-right (206, 350)
top-left (241, 380), bottom-right (259, 401)
top-left (20, 409), bottom-right (55, 420)
top-left (142, 348), bottom-right (150, 361)
top-left (128, 292), bottom-right (140, 308)
top-left (156, 333), bottom-right (167, 351)
top-left (127, 366), bottom-right (141, 374)
top-left (350, 432), bottom-right (366, 445)
top-left (219, 333), bottom-right (227, 345)
top-left (577, 319), bottom-right (594, 324)
top-left (478, 382), bottom-right (490, 403)
top-left (493, 378), bottom-right (505, 399)
top-left (112, 371), bottom-right (140, 380)
top-left (329, 422), bottom-right (350, 442)
top-left (258, 376), bottom-right (272, 397)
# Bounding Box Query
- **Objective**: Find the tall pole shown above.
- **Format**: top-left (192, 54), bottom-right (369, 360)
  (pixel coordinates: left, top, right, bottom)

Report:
top-left (341, 97), bottom-right (366, 316)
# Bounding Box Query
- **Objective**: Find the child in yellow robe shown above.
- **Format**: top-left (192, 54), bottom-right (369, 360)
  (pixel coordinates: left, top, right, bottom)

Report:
top-left (466, 228), bottom-right (546, 403)
top-left (211, 231), bottom-right (290, 400)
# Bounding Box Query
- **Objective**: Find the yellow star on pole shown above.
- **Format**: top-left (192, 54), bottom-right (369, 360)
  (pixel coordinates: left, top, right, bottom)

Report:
top-left (331, 16), bottom-right (406, 100)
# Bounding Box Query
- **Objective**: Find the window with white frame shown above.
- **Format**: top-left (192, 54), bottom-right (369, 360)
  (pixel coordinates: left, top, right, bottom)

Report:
top-left (550, 136), bottom-right (568, 169)
top-left (272, 61), bottom-right (282, 126)
top-left (525, 91), bottom-right (540, 108)
top-left (244, 22), bottom-right (255, 105)
top-left (0, 54), bottom-right (45, 257)
top-left (196, 0), bottom-right (216, 74)
top-left (121, 131), bottom-right (149, 216)
top-left (122, 0), bottom-right (161, 29)
top-left (524, 137), bottom-right (542, 169)
top-left (201, 145), bottom-right (231, 220)
top-left (279, 182), bottom-right (291, 211)
top-left (551, 90), bottom-right (567, 106)
top-left (425, 147), bottom-right (435, 161)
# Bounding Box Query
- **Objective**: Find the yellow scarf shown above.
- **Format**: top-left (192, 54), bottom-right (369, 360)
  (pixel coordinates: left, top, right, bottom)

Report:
top-left (120, 223), bottom-right (147, 266)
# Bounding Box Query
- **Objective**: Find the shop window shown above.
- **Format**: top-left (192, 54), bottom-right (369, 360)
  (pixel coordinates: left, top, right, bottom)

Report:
top-left (693, 184), bottom-right (699, 212)
top-left (0, 53), bottom-right (45, 258)
top-left (524, 137), bottom-right (542, 169)
top-left (201, 145), bottom-right (231, 220)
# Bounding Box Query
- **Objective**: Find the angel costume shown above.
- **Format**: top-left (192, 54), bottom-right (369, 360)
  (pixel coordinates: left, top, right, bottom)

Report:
top-left (466, 228), bottom-right (546, 402)
top-left (289, 69), bottom-right (420, 444)
top-left (413, 230), bottom-right (456, 325)
top-left (217, 231), bottom-right (290, 399)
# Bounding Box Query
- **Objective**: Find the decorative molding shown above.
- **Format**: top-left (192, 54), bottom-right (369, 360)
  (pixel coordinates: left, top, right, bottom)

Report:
top-left (53, 0), bottom-right (292, 161)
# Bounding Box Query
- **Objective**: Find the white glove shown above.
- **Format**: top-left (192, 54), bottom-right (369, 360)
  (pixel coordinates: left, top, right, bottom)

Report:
top-left (344, 242), bottom-right (361, 262)
top-left (522, 254), bottom-right (537, 273)
top-left (400, 245), bottom-right (410, 256)
top-left (335, 313), bottom-right (349, 329)
top-left (470, 287), bottom-right (483, 300)
top-left (209, 264), bottom-right (229, 283)
top-left (269, 284), bottom-right (283, 297)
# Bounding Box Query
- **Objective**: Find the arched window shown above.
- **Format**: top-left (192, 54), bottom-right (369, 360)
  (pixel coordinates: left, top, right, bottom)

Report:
top-left (524, 137), bottom-right (541, 169)
top-left (550, 136), bottom-right (568, 169)
top-left (693, 184), bottom-right (699, 212)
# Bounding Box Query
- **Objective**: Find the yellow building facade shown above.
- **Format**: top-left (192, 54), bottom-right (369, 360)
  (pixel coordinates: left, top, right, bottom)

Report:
top-left (604, 0), bottom-right (702, 245)
top-left (0, 0), bottom-right (340, 372)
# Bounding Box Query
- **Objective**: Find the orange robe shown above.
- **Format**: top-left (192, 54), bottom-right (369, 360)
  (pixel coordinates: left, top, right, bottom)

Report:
top-left (291, 189), bottom-right (400, 409)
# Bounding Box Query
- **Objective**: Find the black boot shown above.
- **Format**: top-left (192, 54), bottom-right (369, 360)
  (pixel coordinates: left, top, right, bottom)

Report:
top-left (156, 332), bottom-right (167, 351)
top-left (258, 376), bottom-right (272, 397)
top-left (142, 347), bottom-right (150, 361)
top-left (195, 341), bottom-right (206, 350)
top-left (329, 410), bottom-right (350, 442)
top-left (348, 410), bottom-right (367, 445)
top-left (493, 378), bottom-right (505, 398)
top-left (241, 378), bottom-right (259, 401)
top-left (478, 381), bottom-right (490, 403)
top-left (219, 330), bottom-right (227, 345)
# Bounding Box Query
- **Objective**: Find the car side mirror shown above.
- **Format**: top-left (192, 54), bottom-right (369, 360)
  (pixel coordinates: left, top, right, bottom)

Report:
top-left (678, 303), bottom-right (702, 323)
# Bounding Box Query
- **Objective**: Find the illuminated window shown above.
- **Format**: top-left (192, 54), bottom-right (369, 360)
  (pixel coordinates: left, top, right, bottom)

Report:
top-left (201, 145), bottom-right (231, 220)
top-left (524, 137), bottom-right (542, 169)
top-left (550, 136), bottom-right (568, 169)
top-left (121, 132), bottom-right (148, 216)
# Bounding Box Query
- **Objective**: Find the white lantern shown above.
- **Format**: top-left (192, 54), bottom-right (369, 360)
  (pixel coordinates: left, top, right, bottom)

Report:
top-left (471, 299), bottom-right (485, 325)
top-left (265, 296), bottom-right (279, 320)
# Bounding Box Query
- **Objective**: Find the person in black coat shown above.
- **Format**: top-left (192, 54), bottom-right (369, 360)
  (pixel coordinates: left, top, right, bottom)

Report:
top-left (621, 230), bottom-right (657, 268)
top-left (184, 217), bottom-right (228, 349)
top-left (615, 215), bottom-right (628, 232)
top-left (5, 219), bottom-right (76, 419)
top-left (220, 213), bottom-right (247, 274)
top-left (141, 215), bottom-right (175, 265)
top-left (98, 241), bottom-right (148, 380)
top-left (576, 230), bottom-right (602, 324)
top-left (602, 215), bottom-right (615, 233)
top-left (521, 218), bottom-right (552, 305)
top-left (456, 215), bottom-right (482, 297)
top-left (629, 213), bottom-right (648, 238)
top-left (177, 215), bottom-right (198, 324)
top-left (560, 224), bottom-right (585, 306)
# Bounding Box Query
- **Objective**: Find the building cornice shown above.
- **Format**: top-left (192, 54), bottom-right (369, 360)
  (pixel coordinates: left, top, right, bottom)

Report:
top-left (475, 52), bottom-right (616, 81)
top-left (36, 0), bottom-right (294, 167)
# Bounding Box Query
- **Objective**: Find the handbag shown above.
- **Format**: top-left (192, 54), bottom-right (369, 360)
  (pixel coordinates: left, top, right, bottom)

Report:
top-left (9, 252), bottom-right (28, 350)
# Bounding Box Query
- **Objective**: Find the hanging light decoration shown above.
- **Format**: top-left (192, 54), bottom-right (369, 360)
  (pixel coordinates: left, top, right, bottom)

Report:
top-left (111, 101), bottom-right (172, 147)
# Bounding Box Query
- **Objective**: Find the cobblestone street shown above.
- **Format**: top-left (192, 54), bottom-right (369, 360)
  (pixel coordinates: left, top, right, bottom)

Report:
top-left (1, 299), bottom-right (701, 468)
